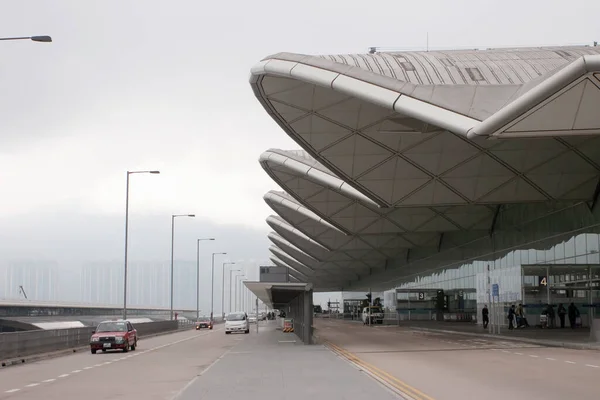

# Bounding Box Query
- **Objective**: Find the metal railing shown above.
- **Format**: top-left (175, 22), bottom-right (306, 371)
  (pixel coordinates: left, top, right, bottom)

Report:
top-left (0, 320), bottom-right (179, 364)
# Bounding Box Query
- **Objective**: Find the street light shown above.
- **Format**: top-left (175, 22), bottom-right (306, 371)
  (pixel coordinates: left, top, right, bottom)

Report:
top-left (210, 252), bottom-right (227, 322)
top-left (235, 274), bottom-right (245, 312)
top-left (170, 214), bottom-right (195, 320)
top-left (123, 170), bottom-right (160, 320)
top-left (0, 35), bottom-right (52, 42)
top-left (229, 269), bottom-right (241, 313)
top-left (221, 262), bottom-right (236, 319)
top-left (196, 238), bottom-right (215, 320)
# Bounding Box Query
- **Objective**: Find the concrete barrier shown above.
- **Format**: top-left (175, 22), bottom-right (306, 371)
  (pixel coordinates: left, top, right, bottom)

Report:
top-left (0, 320), bottom-right (180, 366)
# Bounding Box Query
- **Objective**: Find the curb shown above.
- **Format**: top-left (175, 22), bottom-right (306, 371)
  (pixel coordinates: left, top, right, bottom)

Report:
top-left (0, 326), bottom-right (194, 369)
top-left (409, 326), bottom-right (600, 351)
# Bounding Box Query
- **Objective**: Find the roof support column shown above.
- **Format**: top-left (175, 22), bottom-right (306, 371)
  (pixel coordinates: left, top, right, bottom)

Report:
top-left (303, 288), bottom-right (313, 345)
top-left (489, 205), bottom-right (502, 236)
top-left (590, 178), bottom-right (600, 213)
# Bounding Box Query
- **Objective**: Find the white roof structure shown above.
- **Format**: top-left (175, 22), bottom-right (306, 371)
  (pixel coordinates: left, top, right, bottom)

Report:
top-left (251, 46), bottom-right (600, 291)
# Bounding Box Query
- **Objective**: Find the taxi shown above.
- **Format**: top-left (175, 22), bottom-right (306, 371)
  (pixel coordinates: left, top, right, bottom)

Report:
top-left (90, 320), bottom-right (137, 354)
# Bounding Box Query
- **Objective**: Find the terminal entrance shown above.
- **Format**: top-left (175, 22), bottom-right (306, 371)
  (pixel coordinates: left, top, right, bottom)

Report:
top-left (396, 288), bottom-right (476, 322)
top-left (522, 264), bottom-right (600, 329)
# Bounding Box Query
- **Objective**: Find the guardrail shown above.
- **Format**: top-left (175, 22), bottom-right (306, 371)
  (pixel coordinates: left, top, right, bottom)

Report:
top-left (0, 320), bottom-right (180, 365)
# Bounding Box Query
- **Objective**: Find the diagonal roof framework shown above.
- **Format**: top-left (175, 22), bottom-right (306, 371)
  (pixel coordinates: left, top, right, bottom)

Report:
top-left (261, 148), bottom-right (496, 236)
top-left (251, 47), bottom-right (600, 209)
top-left (252, 46), bottom-right (600, 291)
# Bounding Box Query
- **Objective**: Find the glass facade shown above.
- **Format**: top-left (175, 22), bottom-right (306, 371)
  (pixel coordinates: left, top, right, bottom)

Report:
top-left (371, 201), bottom-right (600, 326)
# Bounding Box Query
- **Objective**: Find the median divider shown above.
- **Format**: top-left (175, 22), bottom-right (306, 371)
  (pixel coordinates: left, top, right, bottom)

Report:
top-left (0, 320), bottom-right (191, 368)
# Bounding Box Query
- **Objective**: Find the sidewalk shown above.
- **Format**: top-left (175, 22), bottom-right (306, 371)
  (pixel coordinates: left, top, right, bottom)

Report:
top-left (174, 324), bottom-right (402, 400)
top-left (399, 320), bottom-right (600, 350)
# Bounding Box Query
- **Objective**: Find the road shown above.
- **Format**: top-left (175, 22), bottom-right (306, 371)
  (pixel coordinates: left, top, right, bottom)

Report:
top-left (0, 326), bottom-right (239, 400)
top-left (316, 318), bottom-right (600, 400)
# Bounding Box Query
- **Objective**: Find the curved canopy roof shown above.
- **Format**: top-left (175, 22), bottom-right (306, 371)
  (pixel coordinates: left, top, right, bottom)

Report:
top-left (251, 47), bottom-right (600, 208)
top-left (253, 46), bottom-right (600, 290)
top-left (261, 148), bottom-right (496, 236)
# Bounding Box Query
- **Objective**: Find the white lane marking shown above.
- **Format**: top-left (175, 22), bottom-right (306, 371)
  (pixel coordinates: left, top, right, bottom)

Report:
top-left (502, 350), bottom-right (509, 353)
top-left (514, 352), bottom-right (523, 355)
top-left (565, 361), bottom-right (576, 364)
top-left (585, 364), bottom-right (599, 368)
top-left (1, 329), bottom-right (222, 396)
top-left (168, 344), bottom-right (238, 400)
top-left (546, 357), bottom-right (556, 361)
top-left (529, 355), bottom-right (539, 358)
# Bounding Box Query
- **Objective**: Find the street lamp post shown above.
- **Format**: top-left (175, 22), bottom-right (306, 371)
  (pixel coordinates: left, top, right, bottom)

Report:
top-left (123, 170), bottom-right (160, 320)
top-left (196, 238), bottom-right (215, 320)
top-left (221, 262), bottom-right (236, 319)
top-left (229, 269), bottom-right (241, 313)
top-left (235, 274), bottom-right (245, 311)
top-left (170, 214), bottom-right (195, 320)
top-left (210, 252), bottom-right (227, 322)
top-left (0, 35), bottom-right (52, 42)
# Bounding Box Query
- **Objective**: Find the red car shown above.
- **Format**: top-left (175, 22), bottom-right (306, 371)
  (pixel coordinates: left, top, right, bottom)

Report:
top-left (90, 320), bottom-right (137, 354)
top-left (196, 316), bottom-right (213, 330)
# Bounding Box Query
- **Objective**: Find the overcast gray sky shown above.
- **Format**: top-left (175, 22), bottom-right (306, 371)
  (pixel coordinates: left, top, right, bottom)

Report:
top-left (1, 0), bottom-right (598, 305)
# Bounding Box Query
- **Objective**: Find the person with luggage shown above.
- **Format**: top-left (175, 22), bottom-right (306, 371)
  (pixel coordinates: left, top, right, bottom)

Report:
top-left (516, 303), bottom-right (529, 328)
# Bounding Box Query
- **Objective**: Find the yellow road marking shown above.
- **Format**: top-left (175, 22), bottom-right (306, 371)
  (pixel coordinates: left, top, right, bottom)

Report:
top-left (325, 341), bottom-right (435, 400)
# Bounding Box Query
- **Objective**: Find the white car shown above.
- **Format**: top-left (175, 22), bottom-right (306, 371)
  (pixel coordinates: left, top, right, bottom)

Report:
top-left (225, 312), bottom-right (250, 334)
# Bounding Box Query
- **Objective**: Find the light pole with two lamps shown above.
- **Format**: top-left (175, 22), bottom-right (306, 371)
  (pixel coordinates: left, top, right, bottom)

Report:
top-left (123, 170), bottom-right (160, 320)
top-left (170, 214), bottom-right (195, 320)
top-left (196, 238), bottom-right (215, 320)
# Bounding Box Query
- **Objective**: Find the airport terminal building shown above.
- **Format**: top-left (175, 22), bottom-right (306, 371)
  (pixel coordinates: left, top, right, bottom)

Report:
top-left (250, 45), bottom-right (600, 327)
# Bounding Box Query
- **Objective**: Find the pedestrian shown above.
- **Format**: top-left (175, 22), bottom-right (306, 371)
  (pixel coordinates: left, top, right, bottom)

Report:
top-left (516, 303), bottom-right (529, 328)
top-left (482, 305), bottom-right (489, 329)
top-left (557, 303), bottom-right (566, 328)
top-left (546, 304), bottom-right (555, 328)
top-left (507, 305), bottom-right (516, 330)
top-left (568, 303), bottom-right (580, 329)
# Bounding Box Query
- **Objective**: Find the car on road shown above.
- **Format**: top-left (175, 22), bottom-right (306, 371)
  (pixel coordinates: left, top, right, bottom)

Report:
top-left (362, 306), bottom-right (384, 325)
top-left (90, 320), bottom-right (137, 354)
top-left (196, 316), bottom-right (213, 330)
top-left (225, 312), bottom-right (249, 334)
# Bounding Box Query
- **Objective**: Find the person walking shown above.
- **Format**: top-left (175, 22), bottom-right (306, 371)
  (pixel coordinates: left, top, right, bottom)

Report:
top-left (557, 303), bottom-right (567, 328)
top-left (546, 304), bottom-right (555, 328)
top-left (482, 305), bottom-right (489, 329)
top-left (568, 303), bottom-right (580, 329)
top-left (516, 303), bottom-right (529, 328)
top-left (507, 305), bottom-right (516, 330)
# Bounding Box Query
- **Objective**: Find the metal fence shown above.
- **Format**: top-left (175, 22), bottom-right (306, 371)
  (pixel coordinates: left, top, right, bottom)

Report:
top-left (0, 320), bottom-right (179, 363)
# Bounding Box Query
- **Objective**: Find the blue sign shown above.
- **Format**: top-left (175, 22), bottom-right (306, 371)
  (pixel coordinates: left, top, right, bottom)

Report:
top-left (492, 284), bottom-right (499, 297)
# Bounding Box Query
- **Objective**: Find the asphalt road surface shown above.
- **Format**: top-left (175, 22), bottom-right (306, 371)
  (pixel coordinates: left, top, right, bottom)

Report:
top-left (0, 327), bottom-right (237, 400)
top-left (316, 318), bottom-right (600, 400)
